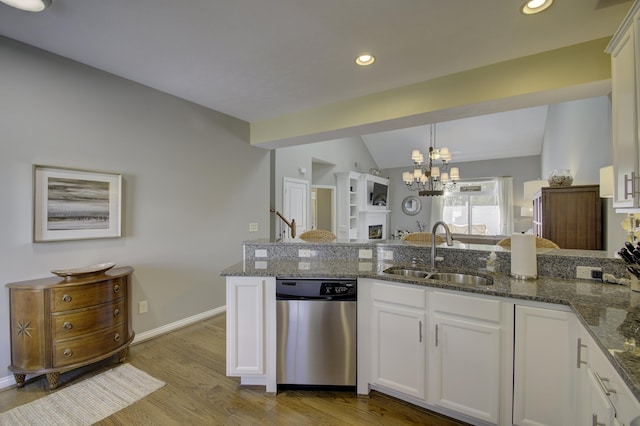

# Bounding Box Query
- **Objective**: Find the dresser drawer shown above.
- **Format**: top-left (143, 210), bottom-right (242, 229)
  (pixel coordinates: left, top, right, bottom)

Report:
top-left (50, 279), bottom-right (125, 312)
top-left (52, 323), bottom-right (127, 368)
top-left (51, 299), bottom-right (126, 340)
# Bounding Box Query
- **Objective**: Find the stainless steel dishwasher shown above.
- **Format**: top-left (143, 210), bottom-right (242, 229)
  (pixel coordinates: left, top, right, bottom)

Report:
top-left (276, 278), bottom-right (356, 388)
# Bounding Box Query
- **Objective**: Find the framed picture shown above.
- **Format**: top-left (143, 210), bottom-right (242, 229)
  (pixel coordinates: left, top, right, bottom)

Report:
top-left (33, 165), bottom-right (122, 242)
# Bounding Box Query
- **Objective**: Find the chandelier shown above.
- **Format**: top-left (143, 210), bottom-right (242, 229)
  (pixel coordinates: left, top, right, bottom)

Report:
top-left (402, 124), bottom-right (460, 196)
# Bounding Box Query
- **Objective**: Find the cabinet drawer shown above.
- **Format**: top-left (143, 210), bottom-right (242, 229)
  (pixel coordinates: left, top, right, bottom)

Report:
top-left (432, 291), bottom-right (501, 322)
top-left (50, 279), bottom-right (125, 312)
top-left (51, 299), bottom-right (126, 340)
top-left (372, 281), bottom-right (426, 309)
top-left (52, 323), bottom-right (127, 368)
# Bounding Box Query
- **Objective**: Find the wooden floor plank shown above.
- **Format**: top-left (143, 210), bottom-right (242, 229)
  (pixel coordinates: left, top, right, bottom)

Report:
top-left (0, 314), bottom-right (469, 425)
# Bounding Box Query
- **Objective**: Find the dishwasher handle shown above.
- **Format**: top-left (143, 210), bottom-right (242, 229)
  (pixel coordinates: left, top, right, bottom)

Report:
top-left (276, 294), bottom-right (355, 301)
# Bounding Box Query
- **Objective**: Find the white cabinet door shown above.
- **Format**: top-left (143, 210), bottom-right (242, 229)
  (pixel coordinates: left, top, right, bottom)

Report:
top-left (429, 313), bottom-right (501, 423)
top-left (586, 367), bottom-right (617, 426)
top-left (611, 19), bottom-right (639, 209)
top-left (576, 325), bottom-right (640, 425)
top-left (513, 305), bottom-right (576, 426)
top-left (370, 280), bottom-right (427, 400)
top-left (226, 276), bottom-right (266, 376)
top-left (371, 302), bottom-right (427, 399)
top-left (428, 290), bottom-right (505, 424)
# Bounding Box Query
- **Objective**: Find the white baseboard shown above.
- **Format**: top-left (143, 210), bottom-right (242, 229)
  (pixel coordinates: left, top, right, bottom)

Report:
top-left (0, 306), bottom-right (227, 391)
top-left (132, 306), bottom-right (226, 345)
top-left (0, 375), bottom-right (16, 390)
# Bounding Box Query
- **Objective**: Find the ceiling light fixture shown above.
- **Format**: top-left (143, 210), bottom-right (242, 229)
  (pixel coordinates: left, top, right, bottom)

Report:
top-left (355, 54), bottom-right (375, 66)
top-left (402, 124), bottom-right (460, 196)
top-left (0, 0), bottom-right (51, 12)
top-left (521, 0), bottom-right (553, 15)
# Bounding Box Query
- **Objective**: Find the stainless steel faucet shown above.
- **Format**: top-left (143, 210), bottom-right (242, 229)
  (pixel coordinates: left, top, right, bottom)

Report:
top-left (431, 221), bottom-right (454, 269)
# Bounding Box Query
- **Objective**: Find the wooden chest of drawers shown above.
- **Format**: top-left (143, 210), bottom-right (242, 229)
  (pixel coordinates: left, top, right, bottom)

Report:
top-left (6, 266), bottom-right (134, 389)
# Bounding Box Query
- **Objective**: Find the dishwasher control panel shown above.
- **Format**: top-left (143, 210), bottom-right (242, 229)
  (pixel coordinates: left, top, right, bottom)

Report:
top-left (276, 278), bottom-right (356, 299)
top-left (320, 281), bottom-right (356, 296)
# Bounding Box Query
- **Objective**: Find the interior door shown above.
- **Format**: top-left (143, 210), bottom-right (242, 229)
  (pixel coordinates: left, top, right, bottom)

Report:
top-left (283, 177), bottom-right (308, 238)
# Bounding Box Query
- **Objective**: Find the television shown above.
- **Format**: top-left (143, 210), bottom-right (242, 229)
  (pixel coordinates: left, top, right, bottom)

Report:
top-left (370, 182), bottom-right (388, 207)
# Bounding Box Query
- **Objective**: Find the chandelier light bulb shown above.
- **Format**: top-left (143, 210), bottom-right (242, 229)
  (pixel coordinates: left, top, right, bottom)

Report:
top-left (450, 167), bottom-right (460, 181)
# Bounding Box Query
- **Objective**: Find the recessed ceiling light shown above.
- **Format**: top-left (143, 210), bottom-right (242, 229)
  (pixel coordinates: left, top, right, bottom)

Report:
top-left (521, 0), bottom-right (553, 15)
top-left (355, 54), bottom-right (375, 66)
top-left (0, 0), bottom-right (51, 12)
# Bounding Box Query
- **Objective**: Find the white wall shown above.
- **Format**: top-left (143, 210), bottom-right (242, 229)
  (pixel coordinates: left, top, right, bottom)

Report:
top-left (0, 37), bottom-right (270, 381)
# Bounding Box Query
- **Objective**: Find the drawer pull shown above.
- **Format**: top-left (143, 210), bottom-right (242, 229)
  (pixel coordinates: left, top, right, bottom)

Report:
top-left (63, 349), bottom-right (73, 357)
top-left (114, 333), bottom-right (121, 342)
top-left (592, 414), bottom-right (605, 426)
top-left (113, 284), bottom-right (120, 293)
top-left (577, 338), bottom-right (587, 368)
top-left (63, 322), bottom-right (73, 330)
top-left (62, 294), bottom-right (72, 302)
top-left (594, 371), bottom-right (617, 396)
top-left (113, 308), bottom-right (120, 317)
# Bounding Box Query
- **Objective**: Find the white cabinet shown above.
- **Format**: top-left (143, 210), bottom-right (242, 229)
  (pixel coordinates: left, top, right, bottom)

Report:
top-left (607, 1), bottom-right (640, 210)
top-left (513, 305), bottom-right (577, 426)
top-left (335, 172), bottom-right (361, 239)
top-left (428, 290), bottom-right (508, 424)
top-left (370, 281), bottom-right (427, 399)
top-left (576, 325), bottom-right (640, 425)
top-left (336, 172), bottom-right (390, 240)
top-left (226, 276), bottom-right (276, 392)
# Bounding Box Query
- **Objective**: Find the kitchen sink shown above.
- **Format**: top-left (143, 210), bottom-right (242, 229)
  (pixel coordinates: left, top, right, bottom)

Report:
top-left (425, 272), bottom-right (493, 286)
top-left (382, 266), bottom-right (431, 279)
top-left (382, 266), bottom-right (493, 286)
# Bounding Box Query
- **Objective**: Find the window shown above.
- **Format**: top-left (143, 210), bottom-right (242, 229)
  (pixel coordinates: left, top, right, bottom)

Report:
top-left (432, 177), bottom-right (513, 236)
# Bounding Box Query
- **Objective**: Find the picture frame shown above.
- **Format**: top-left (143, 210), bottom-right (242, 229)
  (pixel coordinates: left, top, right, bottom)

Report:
top-left (33, 165), bottom-right (122, 242)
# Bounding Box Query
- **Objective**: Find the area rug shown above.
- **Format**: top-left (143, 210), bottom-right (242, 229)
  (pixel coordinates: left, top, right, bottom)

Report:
top-left (0, 363), bottom-right (165, 426)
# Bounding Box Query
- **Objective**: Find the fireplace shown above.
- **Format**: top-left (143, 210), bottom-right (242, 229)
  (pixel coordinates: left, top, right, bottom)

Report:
top-left (368, 224), bottom-right (383, 239)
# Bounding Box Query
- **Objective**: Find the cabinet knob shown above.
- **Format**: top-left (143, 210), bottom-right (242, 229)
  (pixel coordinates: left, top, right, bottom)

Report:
top-left (114, 333), bottom-right (121, 342)
top-left (113, 284), bottom-right (120, 293)
top-left (113, 308), bottom-right (120, 317)
top-left (62, 294), bottom-right (72, 302)
top-left (63, 322), bottom-right (73, 330)
top-left (63, 348), bottom-right (73, 357)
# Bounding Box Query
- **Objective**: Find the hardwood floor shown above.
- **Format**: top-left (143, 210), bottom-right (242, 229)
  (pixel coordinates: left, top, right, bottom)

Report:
top-left (0, 315), bottom-right (469, 425)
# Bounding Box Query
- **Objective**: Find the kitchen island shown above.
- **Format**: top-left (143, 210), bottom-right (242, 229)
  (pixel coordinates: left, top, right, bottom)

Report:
top-left (222, 239), bottom-right (640, 425)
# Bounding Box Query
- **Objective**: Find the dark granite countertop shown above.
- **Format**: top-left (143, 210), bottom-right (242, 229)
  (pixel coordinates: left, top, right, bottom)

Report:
top-left (221, 258), bottom-right (640, 402)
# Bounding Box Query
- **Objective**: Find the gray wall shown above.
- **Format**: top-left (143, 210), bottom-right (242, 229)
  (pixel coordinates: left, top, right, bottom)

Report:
top-left (273, 136), bottom-right (378, 237)
top-left (541, 96), bottom-right (627, 253)
top-left (383, 155), bottom-right (541, 236)
top-left (0, 37), bottom-right (270, 381)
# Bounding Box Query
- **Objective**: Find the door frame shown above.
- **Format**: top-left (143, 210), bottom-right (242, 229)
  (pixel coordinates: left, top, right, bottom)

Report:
top-left (311, 185), bottom-right (336, 234)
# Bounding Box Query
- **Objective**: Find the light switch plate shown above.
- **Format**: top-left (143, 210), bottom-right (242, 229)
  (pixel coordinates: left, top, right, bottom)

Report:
top-left (380, 250), bottom-right (393, 260)
top-left (576, 266), bottom-right (602, 280)
top-left (359, 249), bottom-right (373, 259)
top-left (298, 249), bottom-right (311, 258)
